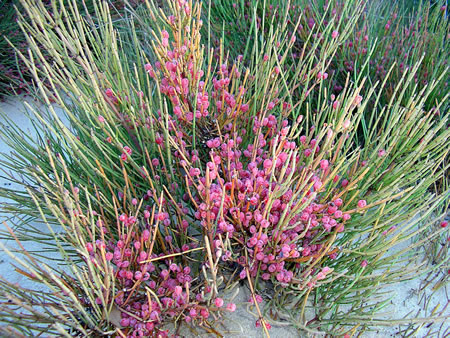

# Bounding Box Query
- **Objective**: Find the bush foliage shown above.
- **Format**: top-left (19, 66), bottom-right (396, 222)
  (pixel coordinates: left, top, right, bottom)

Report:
top-left (0, 0), bottom-right (448, 336)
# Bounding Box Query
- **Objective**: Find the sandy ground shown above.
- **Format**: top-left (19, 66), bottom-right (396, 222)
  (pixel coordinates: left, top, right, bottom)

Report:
top-left (0, 96), bottom-right (448, 337)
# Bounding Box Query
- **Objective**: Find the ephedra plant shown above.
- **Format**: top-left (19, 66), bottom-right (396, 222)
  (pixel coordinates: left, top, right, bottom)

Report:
top-left (206, 0), bottom-right (449, 139)
top-left (0, 0), bottom-right (448, 336)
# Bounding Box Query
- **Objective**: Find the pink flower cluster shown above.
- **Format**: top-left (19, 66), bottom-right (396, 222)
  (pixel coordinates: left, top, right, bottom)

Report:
top-left (186, 114), bottom-right (355, 287)
top-left (144, 9), bottom-right (208, 124)
top-left (83, 209), bottom-right (236, 337)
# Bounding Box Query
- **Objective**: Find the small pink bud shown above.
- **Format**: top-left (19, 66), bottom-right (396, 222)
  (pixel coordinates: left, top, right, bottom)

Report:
top-left (200, 309), bottom-right (209, 319)
top-left (332, 30), bottom-right (339, 39)
top-left (215, 297), bottom-right (224, 307)
top-left (361, 260), bottom-right (368, 268)
top-left (86, 242), bottom-right (93, 253)
top-left (226, 303), bottom-right (237, 312)
top-left (120, 318), bottom-right (130, 327)
top-left (263, 159), bottom-right (273, 170)
top-left (317, 272), bottom-right (326, 280)
top-left (134, 241), bottom-right (141, 250)
top-left (189, 308), bottom-right (197, 317)
top-left (98, 115), bottom-right (105, 123)
top-left (174, 285), bottom-right (182, 296)
top-left (357, 200), bottom-right (367, 208)
top-left (144, 63), bottom-right (155, 78)
top-left (320, 159), bottom-right (329, 170)
top-left (123, 146), bottom-right (132, 155)
top-left (105, 252), bottom-right (113, 261)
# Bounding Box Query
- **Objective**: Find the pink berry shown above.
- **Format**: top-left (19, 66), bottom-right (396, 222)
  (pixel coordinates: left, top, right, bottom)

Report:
top-left (105, 252), bottom-right (113, 261)
top-left (320, 159), bottom-right (329, 170)
top-left (226, 303), bottom-right (237, 312)
top-left (86, 242), bottom-right (93, 253)
top-left (215, 297), bottom-right (224, 307)
top-left (378, 149), bottom-right (386, 157)
top-left (174, 286), bottom-right (182, 296)
top-left (123, 146), bottom-right (132, 155)
top-left (200, 308), bottom-right (209, 319)
top-left (120, 318), bottom-right (130, 327)
top-left (357, 200), bottom-right (367, 208)
top-left (263, 159), bottom-right (273, 170)
top-left (144, 63), bottom-right (155, 78)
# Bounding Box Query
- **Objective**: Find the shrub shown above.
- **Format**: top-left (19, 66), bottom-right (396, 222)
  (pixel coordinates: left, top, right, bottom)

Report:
top-left (207, 0), bottom-right (449, 129)
top-left (0, 0), bottom-right (146, 100)
top-left (0, 0), bottom-right (448, 336)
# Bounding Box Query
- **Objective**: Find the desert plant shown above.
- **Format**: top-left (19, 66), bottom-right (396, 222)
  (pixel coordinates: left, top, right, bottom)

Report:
top-left (207, 0), bottom-right (449, 128)
top-left (0, 0), bottom-right (448, 336)
top-left (0, 0), bottom-right (147, 100)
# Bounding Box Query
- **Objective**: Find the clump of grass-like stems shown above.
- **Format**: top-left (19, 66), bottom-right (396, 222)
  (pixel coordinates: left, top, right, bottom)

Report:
top-left (206, 0), bottom-right (449, 131)
top-left (0, 0), bottom-right (448, 336)
top-left (0, 0), bottom-right (146, 100)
